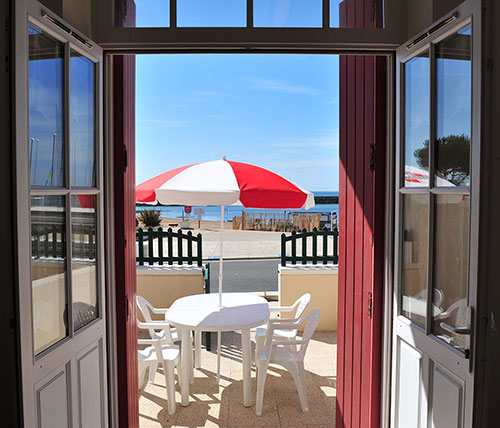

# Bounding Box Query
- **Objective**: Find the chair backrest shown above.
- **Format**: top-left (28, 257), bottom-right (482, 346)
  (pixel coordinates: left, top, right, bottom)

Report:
top-left (293, 293), bottom-right (311, 320)
top-left (297, 309), bottom-right (321, 358)
top-left (136, 295), bottom-right (162, 339)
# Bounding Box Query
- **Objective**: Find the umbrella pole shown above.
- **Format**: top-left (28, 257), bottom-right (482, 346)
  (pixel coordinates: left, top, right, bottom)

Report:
top-left (219, 205), bottom-right (224, 307)
top-left (217, 205), bottom-right (224, 384)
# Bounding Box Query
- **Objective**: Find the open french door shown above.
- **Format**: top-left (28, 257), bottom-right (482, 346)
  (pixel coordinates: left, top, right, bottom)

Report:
top-left (15, 1), bottom-right (109, 426)
top-left (390, 2), bottom-right (480, 428)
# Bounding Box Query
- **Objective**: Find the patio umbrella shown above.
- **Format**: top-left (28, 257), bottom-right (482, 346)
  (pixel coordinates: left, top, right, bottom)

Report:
top-left (136, 156), bottom-right (315, 307)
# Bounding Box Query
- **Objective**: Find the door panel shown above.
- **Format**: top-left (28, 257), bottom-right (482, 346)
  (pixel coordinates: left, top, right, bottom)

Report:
top-left (394, 338), bottom-right (422, 428)
top-left (17, 1), bottom-right (108, 426)
top-left (36, 369), bottom-right (69, 428)
top-left (77, 342), bottom-right (105, 428)
top-left (430, 364), bottom-right (464, 428)
top-left (391, 4), bottom-right (476, 427)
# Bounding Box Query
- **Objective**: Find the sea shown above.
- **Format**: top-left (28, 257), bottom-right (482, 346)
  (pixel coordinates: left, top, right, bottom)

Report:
top-left (136, 191), bottom-right (339, 222)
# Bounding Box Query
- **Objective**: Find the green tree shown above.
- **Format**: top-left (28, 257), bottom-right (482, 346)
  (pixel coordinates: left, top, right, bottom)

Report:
top-left (414, 134), bottom-right (470, 186)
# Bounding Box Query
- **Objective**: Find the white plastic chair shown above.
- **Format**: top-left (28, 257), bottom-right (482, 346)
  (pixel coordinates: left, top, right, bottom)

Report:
top-left (138, 343), bottom-right (179, 415)
top-left (136, 295), bottom-right (202, 369)
top-left (255, 293), bottom-right (311, 352)
top-left (255, 308), bottom-right (321, 416)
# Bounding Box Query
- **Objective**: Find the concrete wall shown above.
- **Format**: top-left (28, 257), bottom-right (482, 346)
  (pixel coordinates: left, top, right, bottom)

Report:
top-left (136, 266), bottom-right (205, 321)
top-left (278, 265), bottom-right (338, 331)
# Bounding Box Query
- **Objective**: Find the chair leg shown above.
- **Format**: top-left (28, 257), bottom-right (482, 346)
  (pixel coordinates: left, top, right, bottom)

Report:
top-left (148, 362), bottom-right (158, 383)
top-left (255, 361), bottom-right (269, 416)
top-left (281, 360), bottom-right (308, 412)
top-left (163, 360), bottom-right (177, 415)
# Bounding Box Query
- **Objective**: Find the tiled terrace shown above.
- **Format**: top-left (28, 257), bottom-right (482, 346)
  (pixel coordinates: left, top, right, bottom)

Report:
top-left (139, 331), bottom-right (337, 427)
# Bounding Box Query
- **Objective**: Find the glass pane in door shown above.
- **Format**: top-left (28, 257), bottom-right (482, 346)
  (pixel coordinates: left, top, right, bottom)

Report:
top-left (31, 195), bottom-right (67, 354)
top-left (432, 194), bottom-right (470, 350)
top-left (404, 52), bottom-right (430, 187)
top-left (71, 196), bottom-right (98, 330)
top-left (28, 24), bottom-right (65, 187)
top-left (70, 52), bottom-right (96, 187)
top-left (435, 24), bottom-right (471, 187)
top-left (400, 194), bottom-right (428, 326)
top-left (254, 0), bottom-right (322, 27)
top-left (178, 0), bottom-right (246, 27)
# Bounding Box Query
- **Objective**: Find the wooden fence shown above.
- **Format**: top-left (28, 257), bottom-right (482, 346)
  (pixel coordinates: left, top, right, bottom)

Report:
top-left (136, 227), bottom-right (202, 266)
top-left (233, 211), bottom-right (322, 232)
top-left (281, 227), bottom-right (339, 266)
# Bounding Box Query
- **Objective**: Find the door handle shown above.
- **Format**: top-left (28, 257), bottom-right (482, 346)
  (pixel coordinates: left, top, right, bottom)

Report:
top-left (439, 322), bottom-right (471, 335)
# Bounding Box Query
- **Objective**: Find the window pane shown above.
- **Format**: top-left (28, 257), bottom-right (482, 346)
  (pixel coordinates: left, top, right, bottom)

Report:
top-left (400, 194), bottom-right (428, 327)
top-left (135, 0), bottom-right (170, 27)
top-left (254, 0), bottom-right (322, 27)
top-left (432, 194), bottom-right (469, 351)
top-left (435, 24), bottom-right (471, 187)
top-left (71, 196), bottom-right (98, 330)
top-left (70, 52), bottom-right (96, 187)
top-left (404, 52), bottom-right (430, 187)
top-left (29, 24), bottom-right (65, 187)
top-left (178, 0), bottom-right (246, 27)
top-left (330, 0), bottom-right (341, 27)
top-left (31, 195), bottom-right (67, 354)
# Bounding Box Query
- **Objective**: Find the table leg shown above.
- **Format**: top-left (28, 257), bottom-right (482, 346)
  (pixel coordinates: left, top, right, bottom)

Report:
top-left (194, 330), bottom-right (202, 369)
top-left (180, 328), bottom-right (192, 406)
top-left (241, 328), bottom-right (251, 407)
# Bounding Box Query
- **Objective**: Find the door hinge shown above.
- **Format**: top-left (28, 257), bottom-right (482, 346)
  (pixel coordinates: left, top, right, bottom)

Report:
top-left (368, 292), bottom-right (373, 319)
top-left (369, 143), bottom-right (376, 171)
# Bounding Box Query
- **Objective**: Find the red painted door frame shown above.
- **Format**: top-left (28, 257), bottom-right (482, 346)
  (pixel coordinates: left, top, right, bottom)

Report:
top-left (113, 1), bottom-right (139, 426)
top-left (337, 2), bottom-right (386, 428)
top-left (113, 52), bottom-right (139, 428)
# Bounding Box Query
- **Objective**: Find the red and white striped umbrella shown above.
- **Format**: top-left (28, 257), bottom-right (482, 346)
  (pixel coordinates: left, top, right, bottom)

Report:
top-left (136, 157), bottom-right (314, 317)
top-left (136, 157), bottom-right (315, 209)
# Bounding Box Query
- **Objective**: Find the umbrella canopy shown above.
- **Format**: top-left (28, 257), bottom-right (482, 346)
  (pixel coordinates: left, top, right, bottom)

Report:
top-left (136, 158), bottom-right (315, 209)
top-left (136, 157), bottom-right (315, 308)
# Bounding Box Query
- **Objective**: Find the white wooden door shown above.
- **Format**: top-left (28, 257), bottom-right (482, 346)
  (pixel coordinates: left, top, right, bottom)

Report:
top-left (390, 3), bottom-right (479, 428)
top-left (16, 1), bottom-right (108, 427)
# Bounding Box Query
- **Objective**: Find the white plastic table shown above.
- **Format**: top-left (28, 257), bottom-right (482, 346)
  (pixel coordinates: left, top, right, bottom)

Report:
top-left (165, 293), bottom-right (270, 407)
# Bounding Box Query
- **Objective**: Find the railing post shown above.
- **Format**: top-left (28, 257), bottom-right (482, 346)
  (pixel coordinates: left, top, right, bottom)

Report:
top-left (333, 227), bottom-right (338, 264)
top-left (187, 231), bottom-right (193, 265)
top-left (291, 230), bottom-right (296, 265)
top-left (167, 228), bottom-right (173, 265)
top-left (137, 228), bottom-right (144, 265)
top-left (197, 233), bottom-right (202, 267)
top-left (312, 227), bottom-right (318, 265)
top-left (147, 227), bottom-right (154, 266)
top-left (301, 228), bottom-right (307, 265)
top-left (281, 233), bottom-right (286, 266)
top-left (177, 229), bottom-right (183, 265)
top-left (323, 227), bottom-right (328, 265)
top-left (158, 227), bottom-right (163, 265)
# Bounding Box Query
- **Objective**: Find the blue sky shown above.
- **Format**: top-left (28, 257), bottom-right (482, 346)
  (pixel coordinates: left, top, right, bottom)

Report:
top-left (135, 54), bottom-right (340, 191)
top-left (134, 2), bottom-right (342, 192)
top-left (134, 0), bottom-right (341, 28)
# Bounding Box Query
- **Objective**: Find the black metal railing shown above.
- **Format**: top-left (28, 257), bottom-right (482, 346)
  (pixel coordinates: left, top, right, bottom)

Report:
top-left (136, 227), bottom-right (203, 266)
top-left (281, 227), bottom-right (338, 266)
